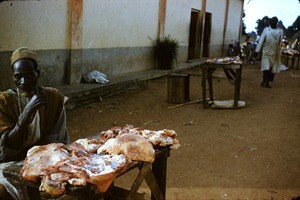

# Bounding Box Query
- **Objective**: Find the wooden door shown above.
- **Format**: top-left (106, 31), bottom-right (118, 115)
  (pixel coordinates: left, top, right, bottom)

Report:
top-left (202, 12), bottom-right (212, 57)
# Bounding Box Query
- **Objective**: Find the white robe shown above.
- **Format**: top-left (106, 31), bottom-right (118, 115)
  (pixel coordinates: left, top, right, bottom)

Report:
top-left (255, 26), bottom-right (283, 73)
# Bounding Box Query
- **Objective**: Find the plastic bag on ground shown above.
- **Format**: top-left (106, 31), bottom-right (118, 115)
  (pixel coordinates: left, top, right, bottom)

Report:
top-left (210, 100), bottom-right (246, 109)
top-left (83, 70), bottom-right (110, 84)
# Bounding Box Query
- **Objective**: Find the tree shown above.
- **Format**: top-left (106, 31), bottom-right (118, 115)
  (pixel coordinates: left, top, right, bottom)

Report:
top-left (242, 11), bottom-right (247, 35)
top-left (256, 16), bottom-right (270, 36)
top-left (286, 16), bottom-right (300, 38)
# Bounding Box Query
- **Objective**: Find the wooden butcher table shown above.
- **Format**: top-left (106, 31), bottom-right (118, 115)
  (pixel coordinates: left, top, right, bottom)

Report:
top-left (3, 146), bottom-right (170, 200)
top-left (200, 57), bottom-right (243, 109)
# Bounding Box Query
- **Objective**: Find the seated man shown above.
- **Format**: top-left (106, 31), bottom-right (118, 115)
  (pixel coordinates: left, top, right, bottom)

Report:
top-left (0, 47), bottom-right (70, 199)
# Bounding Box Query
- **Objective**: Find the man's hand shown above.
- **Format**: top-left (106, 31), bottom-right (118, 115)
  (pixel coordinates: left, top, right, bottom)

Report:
top-left (7, 89), bottom-right (48, 150)
top-left (18, 88), bottom-right (48, 127)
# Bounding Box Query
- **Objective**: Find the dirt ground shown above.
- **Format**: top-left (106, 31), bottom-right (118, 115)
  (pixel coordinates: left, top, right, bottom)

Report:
top-left (66, 63), bottom-right (300, 200)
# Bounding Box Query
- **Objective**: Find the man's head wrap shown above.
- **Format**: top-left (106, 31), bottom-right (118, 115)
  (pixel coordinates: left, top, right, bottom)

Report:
top-left (11, 47), bottom-right (37, 66)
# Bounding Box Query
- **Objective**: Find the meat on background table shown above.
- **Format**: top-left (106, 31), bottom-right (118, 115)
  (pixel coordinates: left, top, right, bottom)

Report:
top-left (3, 146), bottom-right (170, 200)
top-left (200, 58), bottom-right (243, 109)
top-left (281, 50), bottom-right (299, 69)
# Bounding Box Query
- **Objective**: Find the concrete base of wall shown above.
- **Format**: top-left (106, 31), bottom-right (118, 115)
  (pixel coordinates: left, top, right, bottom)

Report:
top-left (0, 45), bottom-right (204, 109)
top-left (58, 61), bottom-right (196, 109)
top-left (0, 45), bottom-right (189, 91)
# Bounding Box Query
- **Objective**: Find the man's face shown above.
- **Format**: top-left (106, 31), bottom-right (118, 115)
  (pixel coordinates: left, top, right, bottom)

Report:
top-left (12, 59), bottom-right (39, 93)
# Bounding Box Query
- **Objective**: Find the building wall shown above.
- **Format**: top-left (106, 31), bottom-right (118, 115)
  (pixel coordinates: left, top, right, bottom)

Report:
top-left (165, 0), bottom-right (200, 61)
top-left (226, 0), bottom-right (243, 47)
top-left (0, 0), bottom-right (243, 91)
top-left (80, 0), bottom-right (159, 76)
top-left (206, 0), bottom-right (243, 57)
top-left (0, 0), bottom-right (69, 90)
top-left (207, 0), bottom-right (227, 57)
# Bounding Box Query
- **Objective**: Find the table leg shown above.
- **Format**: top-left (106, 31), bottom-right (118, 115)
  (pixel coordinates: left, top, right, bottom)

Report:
top-left (202, 67), bottom-right (208, 109)
top-left (26, 186), bottom-right (41, 200)
top-left (234, 67), bottom-right (242, 108)
top-left (127, 163), bottom-right (152, 199)
top-left (151, 149), bottom-right (168, 200)
top-left (208, 69), bottom-right (214, 102)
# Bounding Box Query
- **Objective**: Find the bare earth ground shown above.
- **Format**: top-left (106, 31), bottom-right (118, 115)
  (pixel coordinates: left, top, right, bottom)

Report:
top-left (66, 63), bottom-right (300, 200)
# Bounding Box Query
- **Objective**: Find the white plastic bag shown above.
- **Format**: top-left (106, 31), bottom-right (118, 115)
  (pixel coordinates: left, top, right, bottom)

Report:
top-left (83, 70), bottom-right (110, 84)
top-left (210, 100), bottom-right (246, 109)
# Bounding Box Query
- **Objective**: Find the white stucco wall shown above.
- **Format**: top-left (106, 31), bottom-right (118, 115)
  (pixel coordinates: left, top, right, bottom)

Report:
top-left (206, 0), bottom-right (227, 47)
top-left (226, 0), bottom-right (243, 44)
top-left (82, 0), bottom-right (159, 49)
top-left (165, 0), bottom-right (201, 47)
top-left (206, 0), bottom-right (243, 56)
top-left (0, 0), bottom-right (69, 51)
top-left (0, 0), bottom-right (243, 52)
top-left (0, 0), bottom-right (244, 89)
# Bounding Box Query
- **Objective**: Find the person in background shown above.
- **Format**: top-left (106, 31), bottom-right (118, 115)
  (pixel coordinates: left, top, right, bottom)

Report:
top-left (255, 16), bottom-right (283, 88)
top-left (281, 39), bottom-right (290, 50)
top-left (0, 47), bottom-right (70, 199)
top-left (291, 37), bottom-right (299, 52)
top-left (290, 37), bottom-right (300, 68)
top-left (282, 38), bottom-right (299, 69)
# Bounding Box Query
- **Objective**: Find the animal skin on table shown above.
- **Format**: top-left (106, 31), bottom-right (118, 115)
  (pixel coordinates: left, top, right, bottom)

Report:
top-left (20, 125), bottom-right (179, 197)
top-left (20, 142), bottom-right (130, 197)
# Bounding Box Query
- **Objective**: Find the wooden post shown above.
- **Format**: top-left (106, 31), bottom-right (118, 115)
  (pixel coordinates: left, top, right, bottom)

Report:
top-left (208, 68), bottom-right (214, 102)
top-left (196, 0), bottom-right (207, 58)
top-left (201, 66), bottom-right (208, 108)
top-left (233, 65), bottom-right (242, 108)
top-left (157, 0), bottom-right (167, 39)
top-left (68, 0), bottom-right (83, 84)
top-left (167, 73), bottom-right (190, 104)
top-left (222, 0), bottom-right (230, 57)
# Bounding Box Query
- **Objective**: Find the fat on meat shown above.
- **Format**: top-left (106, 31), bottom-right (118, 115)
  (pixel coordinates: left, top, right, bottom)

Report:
top-left (21, 142), bottom-right (130, 197)
top-left (20, 143), bottom-right (69, 183)
top-left (97, 133), bottom-right (155, 163)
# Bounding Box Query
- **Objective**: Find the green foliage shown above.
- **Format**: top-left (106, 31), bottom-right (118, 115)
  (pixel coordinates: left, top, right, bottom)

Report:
top-left (151, 35), bottom-right (179, 70)
top-left (242, 11), bottom-right (247, 35)
top-left (256, 16), bottom-right (270, 36)
top-left (255, 15), bottom-right (300, 38)
top-left (286, 16), bottom-right (300, 38)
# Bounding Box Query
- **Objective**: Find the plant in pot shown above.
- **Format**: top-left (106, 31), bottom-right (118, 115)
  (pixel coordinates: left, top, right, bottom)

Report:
top-left (151, 35), bottom-right (179, 70)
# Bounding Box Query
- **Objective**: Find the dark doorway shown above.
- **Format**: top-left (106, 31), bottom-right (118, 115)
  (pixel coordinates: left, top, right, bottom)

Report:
top-left (202, 12), bottom-right (212, 57)
top-left (188, 10), bottom-right (199, 60)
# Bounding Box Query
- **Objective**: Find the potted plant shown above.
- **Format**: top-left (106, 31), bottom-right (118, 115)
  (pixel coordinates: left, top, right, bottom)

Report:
top-left (151, 35), bottom-right (179, 70)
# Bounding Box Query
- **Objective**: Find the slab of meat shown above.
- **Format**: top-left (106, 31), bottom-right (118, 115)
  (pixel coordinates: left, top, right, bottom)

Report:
top-left (20, 125), bottom-right (179, 197)
top-left (100, 124), bottom-right (180, 149)
top-left (20, 143), bottom-right (69, 183)
top-left (97, 133), bottom-right (155, 163)
top-left (20, 143), bottom-right (130, 197)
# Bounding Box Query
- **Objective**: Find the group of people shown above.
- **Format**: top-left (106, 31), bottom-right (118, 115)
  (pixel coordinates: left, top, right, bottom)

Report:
top-left (281, 37), bottom-right (299, 69)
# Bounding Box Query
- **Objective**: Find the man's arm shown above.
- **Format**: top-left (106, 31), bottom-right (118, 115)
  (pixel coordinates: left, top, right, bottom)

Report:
top-left (0, 92), bottom-right (47, 162)
top-left (6, 93), bottom-right (48, 149)
top-left (255, 28), bottom-right (267, 53)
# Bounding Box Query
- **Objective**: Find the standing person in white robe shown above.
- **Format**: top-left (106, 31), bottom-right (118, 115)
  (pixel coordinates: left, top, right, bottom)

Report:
top-left (255, 16), bottom-right (283, 88)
